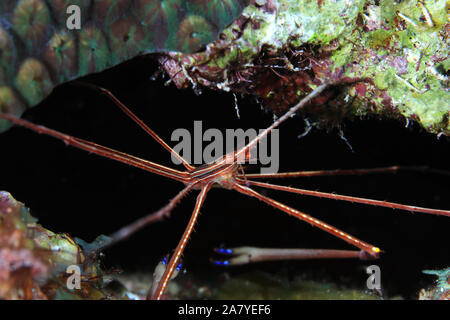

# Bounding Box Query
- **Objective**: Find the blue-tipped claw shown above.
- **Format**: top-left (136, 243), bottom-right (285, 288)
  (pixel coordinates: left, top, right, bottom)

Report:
top-left (215, 248), bottom-right (233, 255)
top-left (160, 256), bottom-right (183, 271)
top-left (212, 260), bottom-right (230, 266)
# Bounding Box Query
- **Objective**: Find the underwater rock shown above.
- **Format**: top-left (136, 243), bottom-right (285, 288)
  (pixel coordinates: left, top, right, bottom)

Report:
top-left (420, 268), bottom-right (450, 300)
top-left (0, 191), bottom-right (127, 299)
top-left (214, 271), bottom-right (382, 300)
top-left (160, 0), bottom-right (449, 136)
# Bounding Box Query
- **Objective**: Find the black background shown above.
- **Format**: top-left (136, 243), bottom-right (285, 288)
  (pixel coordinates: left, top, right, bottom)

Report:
top-left (0, 56), bottom-right (448, 299)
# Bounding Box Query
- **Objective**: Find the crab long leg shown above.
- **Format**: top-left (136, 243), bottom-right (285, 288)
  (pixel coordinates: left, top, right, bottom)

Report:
top-left (233, 183), bottom-right (381, 257)
top-left (0, 113), bottom-right (189, 183)
top-left (73, 82), bottom-right (194, 170)
top-left (234, 81), bottom-right (341, 162)
top-left (213, 247), bottom-right (372, 265)
top-left (213, 79), bottom-right (365, 170)
top-left (150, 182), bottom-right (213, 300)
top-left (240, 165), bottom-right (434, 179)
top-left (240, 179), bottom-right (450, 217)
top-left (99, 184), bottom-right (195, 251)
top-left (197, 82), bottom-right (333, 170)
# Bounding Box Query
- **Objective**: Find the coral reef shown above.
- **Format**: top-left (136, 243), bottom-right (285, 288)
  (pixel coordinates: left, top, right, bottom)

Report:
top-left (2, 1), bottom-right (447, 135)
top-left (419, 268), bottom-right (450, 300)
top-left (0, 191), bottom-right (126, 299)
top-left (0, 0), bottom-right (248, 131)
top-left (160, 0), bottom-right (449, 135)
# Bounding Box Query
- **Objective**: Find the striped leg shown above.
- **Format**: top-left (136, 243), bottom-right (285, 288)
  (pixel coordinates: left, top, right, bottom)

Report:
top-left (71, 82), bottom-right (194, 170)
top-left (0, 113), bottom-right (190, 183)
top-left (233, 183), bottom-right (381, 257)
top-left (241, 179), bottom-right (450, 217)
top-left (240, 165), bottom-right (438, 179)
top-left (149, 183), bottom-right (213, 300)
top-left (99, 184), bottom-right (194, 252)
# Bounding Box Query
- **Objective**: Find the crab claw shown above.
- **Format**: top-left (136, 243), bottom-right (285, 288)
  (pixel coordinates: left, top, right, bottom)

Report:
top-left (212, 246), bottom-right (376, 266)
top-left (149, 255), bottom-right (184, 298)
